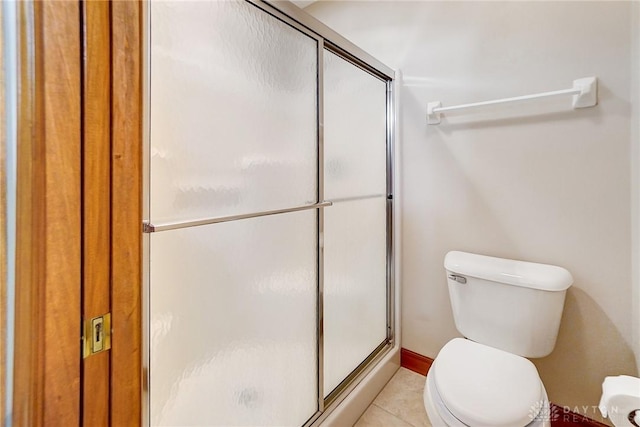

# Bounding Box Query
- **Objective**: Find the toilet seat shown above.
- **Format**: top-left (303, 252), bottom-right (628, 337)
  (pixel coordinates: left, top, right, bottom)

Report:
top-left (433, 338), bottom-right (545, 427)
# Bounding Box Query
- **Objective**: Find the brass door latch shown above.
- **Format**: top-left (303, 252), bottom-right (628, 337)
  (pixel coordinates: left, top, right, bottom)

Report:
top-left (83, 313), bottom-right (111, 358)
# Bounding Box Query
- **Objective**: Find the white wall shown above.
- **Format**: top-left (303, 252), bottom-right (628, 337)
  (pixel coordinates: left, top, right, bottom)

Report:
top-left (307, 1), bottom-right (639, 420)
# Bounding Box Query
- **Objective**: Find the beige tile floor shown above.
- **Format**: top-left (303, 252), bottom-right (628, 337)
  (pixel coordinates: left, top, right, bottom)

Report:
top-left (354, 368), bottom-right (432, 427)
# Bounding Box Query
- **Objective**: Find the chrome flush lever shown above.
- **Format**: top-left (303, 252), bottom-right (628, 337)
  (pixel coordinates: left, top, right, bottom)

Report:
top-left (448, 274), bottom-right (467, 284)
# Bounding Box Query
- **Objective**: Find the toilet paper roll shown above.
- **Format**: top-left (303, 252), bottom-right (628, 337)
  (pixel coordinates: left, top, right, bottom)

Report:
top-left (599, 375), bottom-right (640, 427)
top-left (606, 396), bottom-right (640, 427)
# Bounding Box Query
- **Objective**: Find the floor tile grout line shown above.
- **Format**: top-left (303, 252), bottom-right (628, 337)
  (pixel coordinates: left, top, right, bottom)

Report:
top-left (354, 403), bottom-right (411, 427)
top-left (371, 403), bottom-right (424, 427)
top-left (372, 380), bottom-right (431, 427)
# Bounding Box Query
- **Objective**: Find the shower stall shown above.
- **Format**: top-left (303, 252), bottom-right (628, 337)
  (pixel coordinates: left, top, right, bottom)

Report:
top-left (142, 1), bottom-right (397, 425)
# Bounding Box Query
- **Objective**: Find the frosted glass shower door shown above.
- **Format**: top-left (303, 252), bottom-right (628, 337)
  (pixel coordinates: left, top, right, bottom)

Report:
top-left (147, 1), bottom-right (318, 425)
top-left (322, 51), bottom-right (389, 397)
top-left (149, 214), bottom-right (318, 426)
top-left (149, 0), bottom-right (318, 224)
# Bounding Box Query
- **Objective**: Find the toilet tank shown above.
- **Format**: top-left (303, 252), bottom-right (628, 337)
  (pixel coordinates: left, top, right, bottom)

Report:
top-left (444, 251), bottom-right (573, 358)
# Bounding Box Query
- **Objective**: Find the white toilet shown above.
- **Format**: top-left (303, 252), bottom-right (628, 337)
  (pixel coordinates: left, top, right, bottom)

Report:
top-left (423, 251), bottom-right (573, 427)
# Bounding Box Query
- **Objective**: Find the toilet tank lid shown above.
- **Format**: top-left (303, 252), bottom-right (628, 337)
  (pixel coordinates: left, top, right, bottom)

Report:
top-left (444, 251), bottom-right (573, 291)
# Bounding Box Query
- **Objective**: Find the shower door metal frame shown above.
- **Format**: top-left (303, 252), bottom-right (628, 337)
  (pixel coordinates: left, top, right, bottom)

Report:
top-left (313, 42), bottom-right (395, 414)
top-left (141, 1), bottom-right (396, 425)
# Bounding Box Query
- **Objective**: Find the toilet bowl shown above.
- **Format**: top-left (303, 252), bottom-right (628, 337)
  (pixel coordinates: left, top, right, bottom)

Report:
top-left (422, 251), bottom-right (573, 427)
top-left (423, 339), bottom-right (550, 427)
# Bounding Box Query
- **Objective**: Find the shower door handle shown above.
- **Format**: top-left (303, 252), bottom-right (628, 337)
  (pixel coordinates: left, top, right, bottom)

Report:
top-left (143, 201), bottom-right (333, 233)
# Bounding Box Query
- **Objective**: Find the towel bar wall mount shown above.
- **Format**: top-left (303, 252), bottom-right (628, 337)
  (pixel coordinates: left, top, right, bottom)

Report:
top-left (426, 76), bottom-right (597, 125)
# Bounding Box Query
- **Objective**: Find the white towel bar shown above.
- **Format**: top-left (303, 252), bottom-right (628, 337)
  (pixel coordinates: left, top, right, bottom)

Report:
top-left (426, 76), bottom-right (597, 125)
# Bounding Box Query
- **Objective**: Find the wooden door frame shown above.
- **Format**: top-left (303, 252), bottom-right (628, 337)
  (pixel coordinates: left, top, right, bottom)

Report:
top-left (82, 1), bottom-right (111, 425)
top-left (13, 1), bottom-right (82, 425)
top-left (11, 1), bottom-right (143, 425)
top-left (110, 1), bottom-right (143, 424)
